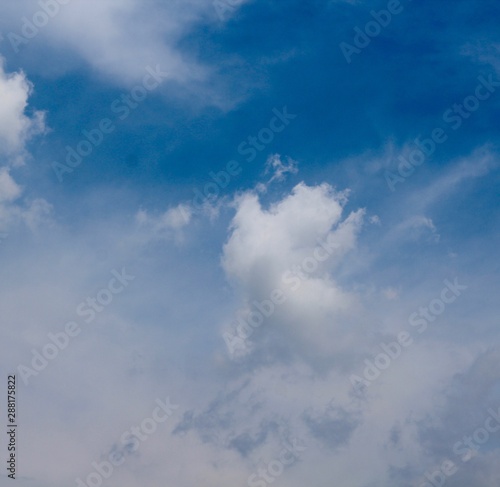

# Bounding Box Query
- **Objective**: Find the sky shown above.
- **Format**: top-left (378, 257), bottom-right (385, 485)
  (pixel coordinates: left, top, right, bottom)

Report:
top-left (0, 0), bottom-right (500, 486)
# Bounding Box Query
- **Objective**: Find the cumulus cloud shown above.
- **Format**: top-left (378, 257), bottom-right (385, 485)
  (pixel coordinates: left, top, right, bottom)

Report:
top-left (0, 59), bottom-right (51, 234)
top-left (221, 182), bottom-right (365, 362)
top-left (0, 176), bottom-right (496, 487)
top-left (0, 57), bottom-right (45, 162)
top-left (0, 1), bottom-right (498, 485)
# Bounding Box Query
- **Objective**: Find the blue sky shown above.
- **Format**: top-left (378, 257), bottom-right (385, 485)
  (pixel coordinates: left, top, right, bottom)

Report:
top-left (0, 1), bottom-right (500, 486)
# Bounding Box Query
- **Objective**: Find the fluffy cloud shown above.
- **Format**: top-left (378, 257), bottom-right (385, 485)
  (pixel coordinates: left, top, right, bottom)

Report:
top-left (1, 1), bottom-right (201, 80)
top-left (0, 57), bottom-right (45, 162)
top-left (44, 0), bottom-right (206, 84)
top-left (0, 0), bottom-right (249, 96)
top-left (0, 0), bottom-right (262, 109)
top-left (0, 176), bottom-right (497, 487)
top-left (0, 59), bottom-right (51, 235)
top-left (0, 1), bottom-right (498, 485)
top-left (221, 182), bottom-right (365, 362)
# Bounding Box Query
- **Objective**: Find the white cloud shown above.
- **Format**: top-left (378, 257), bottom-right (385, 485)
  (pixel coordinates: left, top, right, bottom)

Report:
top-left (0, 167), bottom-right (22, 202)
top-left (223, 183), bottom-right (353, 282)
top-left (136, 203), bottom-right (191, 231)
top-left (0, 59), bottom-right (51, 234)
top-left (0, 1), bottom-right (258, 108)
top-left (265, 153), bottom-right (298, 181)
top-left (135, 203), bottom-right (192, 244)
top-left (0, 57), bottom-right (45, 162)
top-left (0, 179), bottom-right (497, 487)
top-left (256, 154), bottom-right (299, 193)
top-left (407, 146), bottom-right (498, 213)
top-left (1, 1), bottom-right (210, 83)
top-left (222, 182), bottom-right (365, 359)
top-left (46, 0), bottom-right (205, 84)
top-left (392, 215), bottom-right (440, 243)
top-left (0, 183), bottom-right (52, 234)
